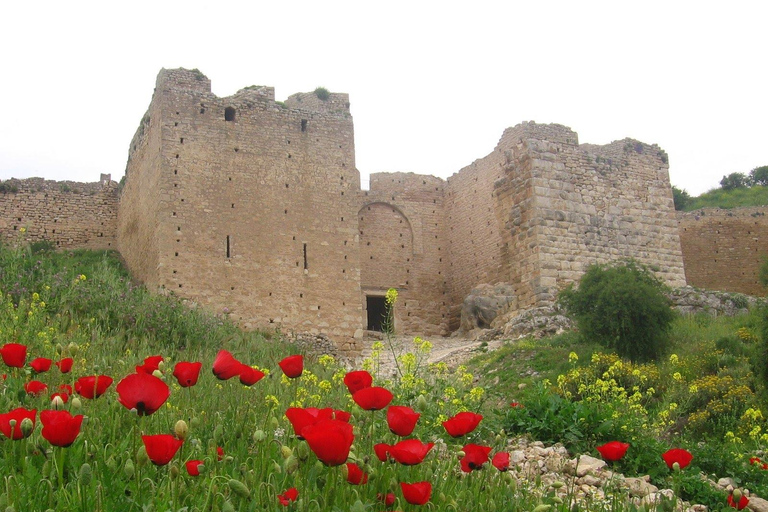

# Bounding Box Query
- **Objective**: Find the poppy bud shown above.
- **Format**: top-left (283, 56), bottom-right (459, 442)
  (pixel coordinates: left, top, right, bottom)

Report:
top-left (350, 500), bottom-right (365, 512)
top-left (174, 420), bottom-right (188, 440)
top-left (269, 416), bottom-right (279, 430)
top-left (106, 457), bottom-right (117, 472)
top-left (552, 497), bottom-right (564, 505)
top-left (672, 462), bottom-right (680, 471)
top-left (284, 455), bottom-right (299, 474)
top-left (503, 472), bottom-right (514, 484)
top-left (280, 446), bottom-right (293, 459)
top-left (272, 462), bottom-right (282, 474)
top-left (533, 505), bottom-right (552, 512)
top-left (68, 343), bottom-right (79, 356)
top-left (496, 434), bottom-right (503, 443)
top-left (20, 418), bottom-right (33, 437)
top-left (552, 481), bottom-right (565, 489)
top-left (228, 479), bottom-right (250, 498)
top-left (416, 394), bottom-right (428, 411)
top-left (137, 447), bottom-right (149, 467)
top-left (79, 463), bottom-right (92, 485)
top-left (51, 396), bottom-right (65, 410)
top-left (296, 440), bottom-right (310, 461)
top-left (253, 430), bottom-right (266, 442)
top-left (8, 419), bottom-right (16, 430)
top-left (169, 464), bottom-right (179, 480)
top-left (152, 370), bottom-right (163, 379)
top-left (457, 450), bottom-right (466, 458)
top-left (213, 425), bottom-right (223, 442)
top-left (124, 459), bottom-right (135, 479)
top-left (190, 416), bottom-right (201, 428)
top-left (71, 397), bottom-right (82, 411)
top-left (222, 501), bottom-right (235, 512)
top-left (733, 489), bottom-right (743, 501)
top-left (438, 492), bottom-right (446, 503)
top-left (157, 361), bottom-right (165, 371)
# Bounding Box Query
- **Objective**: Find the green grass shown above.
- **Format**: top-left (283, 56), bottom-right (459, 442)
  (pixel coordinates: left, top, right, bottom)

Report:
top-left (1, 241), bottom-right (766, 511)
top-left (683, 185), bottom-right (768, 210)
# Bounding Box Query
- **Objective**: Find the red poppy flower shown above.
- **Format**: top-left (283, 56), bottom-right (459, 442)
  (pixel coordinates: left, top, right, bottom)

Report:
top-left (217, 446), bottom-right (224, 461)
top-left (136, 355), bottom-right (163, 374)
top-left (374, 443), bottom-right (391, 462)
top-left (728, 493), bottom-right (749, 510)
top-left (596, 441), bottom-right (630, 462)
top-left (74, 375), bottom-right (113, 399)
top-left (662, 448), bottom-right (693, 470)
top-left (492, 451), bottom-right (510, 471)
top-left (301, 418), bottom-right (354, 466)
top-left (186, 459), bottom-right (203, 476)
top-left (377, 492), bottom-right (396, 507)
top-left (343, 370), bottom-right (373, 394)
top-left (387, 405), bottom-right (420, 436)
top-left (352, 386), bottom-right (393, 411)
top-left (400, 481), bottom-right (432, 505)
top-left (442, 411), bottom-right (483, 437)
top-left (510, 402), bottom-right (524, 408)
top-left (212, 350), bottom-right (241, 380)
top-left (142, 434), bottom-right (183, 465)
top-left (173, 361), bottom-right (202, 387)
top-left (30, 357), bottom-right (52, 373)
top-left (278, 487), bottom-right (298, 506)
top-left (0, 343), bottom-right (27, 368)
top-left (389, 439), bottom-right (435, 465)
top-left (750, 457), bottom-right (762, 465)
top-left (460, 443), bottom-right (492, 472)
top-left (333, 409), bottom-right (352, 422)
top-left (278, 355), bottom-right (304, 378)
top-left (25, 380), bottom-right (48, 396)
top-left (40, 410), bottom-right (84, 447)
top-left (50, 392), bottom-right (69, 404)
top-left (285, 407), bottom-right (334, 438)
top-left (58, 384), bottom-right (73, 395)
top-left (345, 462), bottom-right (369, 485)
top-left (0, 408), bottom-right (36, 440)
top-left (238, 364), bottom-right (265, 386)
top-left (116, 372), bottom-right (170, 415)
top-left (55, 358), bottom-right (73, 373)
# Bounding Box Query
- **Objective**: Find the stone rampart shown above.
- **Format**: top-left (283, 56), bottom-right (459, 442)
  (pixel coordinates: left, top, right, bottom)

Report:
top-left (679, 207), bottom-right (768, 296)
top-left (0, 176), bottom-right (117, 250)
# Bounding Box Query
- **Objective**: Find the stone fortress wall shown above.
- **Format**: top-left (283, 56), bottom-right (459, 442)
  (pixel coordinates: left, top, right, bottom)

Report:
top-left (0, 175), bottom-right (117, 250)
top-left (2, 68), bottom-right (757, 351)
top-left (679, 207), bottom-right (768, 296)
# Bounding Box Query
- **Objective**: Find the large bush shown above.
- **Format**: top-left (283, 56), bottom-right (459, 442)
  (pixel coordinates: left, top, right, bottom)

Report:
top-left (558, 261), bottom-right (676, 361)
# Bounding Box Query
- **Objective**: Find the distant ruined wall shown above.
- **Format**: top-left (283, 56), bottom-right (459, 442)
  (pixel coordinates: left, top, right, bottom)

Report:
top-left (679, 207), bottom-right (768, 296)
top-left (0, 176), bottom-right (118, 250)
top-left (362, 173), bottom-right (449, 335)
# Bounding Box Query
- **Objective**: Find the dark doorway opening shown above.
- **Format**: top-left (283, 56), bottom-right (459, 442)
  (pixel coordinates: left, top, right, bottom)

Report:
top-left (366, 296), bottom-right (389, 332)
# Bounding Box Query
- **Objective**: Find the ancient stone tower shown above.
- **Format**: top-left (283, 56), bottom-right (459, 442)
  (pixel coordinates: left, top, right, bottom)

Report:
top-left (112, 68), bottom-right (687, 350)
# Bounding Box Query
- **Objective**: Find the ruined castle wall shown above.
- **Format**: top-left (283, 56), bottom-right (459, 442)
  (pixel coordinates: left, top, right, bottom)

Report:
top-left (0, 177), bottom-right (117, 250)
top-left (520, 123), bottom-right (686, 305)
top-left (444, 145), bottom-right (507, 328)
top-left (118, 98), bottom-right (166, 286)
top-left (122, 68), bottom-right (363, 348)
top-left (679, 207), bottom-right (768, 296)
top-left (361, 173), bottom-right (449, 335)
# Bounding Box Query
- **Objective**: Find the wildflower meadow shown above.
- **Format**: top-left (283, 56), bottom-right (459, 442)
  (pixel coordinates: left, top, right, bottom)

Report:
top-left (1, 242), bottom-right (767, 511)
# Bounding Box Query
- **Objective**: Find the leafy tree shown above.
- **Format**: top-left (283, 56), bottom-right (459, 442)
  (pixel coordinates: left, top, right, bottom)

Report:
top-left (558, 261), bottom-right (676, 362)
top-left (720, 172), bottom-right (749, 191)
top-left (749, 166), bottom-right (768, 187)
top-left (672, 186), bottom-right (691, 210)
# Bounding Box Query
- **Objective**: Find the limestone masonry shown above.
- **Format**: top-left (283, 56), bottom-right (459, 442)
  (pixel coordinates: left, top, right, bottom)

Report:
top-left (6, 67), bottom-right (738, 352)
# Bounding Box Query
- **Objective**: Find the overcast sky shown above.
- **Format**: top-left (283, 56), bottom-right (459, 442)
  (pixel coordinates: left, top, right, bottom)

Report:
top-left (1, 1), bottom-right (765, 196)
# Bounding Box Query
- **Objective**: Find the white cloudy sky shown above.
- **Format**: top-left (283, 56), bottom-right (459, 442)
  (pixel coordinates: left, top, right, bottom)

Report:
top-left (1, 1), bottom-right (765, 196)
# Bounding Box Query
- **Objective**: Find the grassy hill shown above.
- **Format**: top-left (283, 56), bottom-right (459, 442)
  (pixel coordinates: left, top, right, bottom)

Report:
top-left (1, 241), bottom-right (767, 510)
top-left (684, 185), bottom-right (768, 211)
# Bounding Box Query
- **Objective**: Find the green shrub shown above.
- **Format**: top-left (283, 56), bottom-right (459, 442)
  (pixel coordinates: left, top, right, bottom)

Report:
top-left (313, 87), bottom-right (330, 101)
top-left (558, 261), bottom-right (676, 362)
